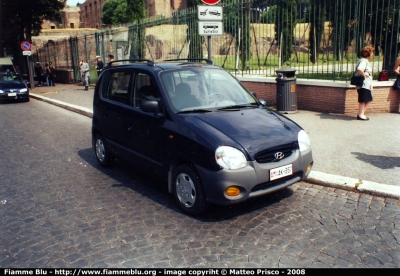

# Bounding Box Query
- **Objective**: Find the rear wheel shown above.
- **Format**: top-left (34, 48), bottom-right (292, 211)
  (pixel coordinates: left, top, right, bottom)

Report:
top-left (172, 164), bottom-right (208, 215)
top-left (94, 134), bottom-right (112, 167)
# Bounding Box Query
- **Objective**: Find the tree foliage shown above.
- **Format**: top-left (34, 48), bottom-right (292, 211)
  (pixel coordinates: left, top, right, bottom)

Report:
top-left (365, 0), bottom-right (400, 71)
top-left (186, 0), bottom-right (203, 59)
top-left (126, 0), bottom-right (146, 21)
top-left (0, 0), bottom-right (65, 59)
top-left (308, 0), bottom-right (400, 71)
top-left (275, 0), bottom-right (297, 64)
top-left (261, 5), bottom-right (277, 23)
top-left (102, 0), bottom-right (147, 25)
top-left (102, 0), bottom-right (130, 25)
top-left (308, 0), bottom-right (326, 63)
top-left (126, 0), bottom-right (146, 59)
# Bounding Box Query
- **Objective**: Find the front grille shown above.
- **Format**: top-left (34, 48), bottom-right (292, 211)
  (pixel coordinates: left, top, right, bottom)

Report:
top-left (255, 142), bottom-right (298, 163)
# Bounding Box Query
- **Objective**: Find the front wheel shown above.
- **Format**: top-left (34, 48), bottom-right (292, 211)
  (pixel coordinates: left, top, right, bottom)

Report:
top-left (172, 164), bottom-right (208, 215)
top-left (94, 134), bottom-right (113, 167)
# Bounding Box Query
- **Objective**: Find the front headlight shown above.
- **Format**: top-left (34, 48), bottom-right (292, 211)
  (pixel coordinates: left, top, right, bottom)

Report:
top-left (0, 90), bottom-right (4, 94)
top-left (20, 88), bottom-right (28, 92)
top-left (298, 130), bottom-right (311, 152)
top-left (215, 146), bottom-right (247, 170)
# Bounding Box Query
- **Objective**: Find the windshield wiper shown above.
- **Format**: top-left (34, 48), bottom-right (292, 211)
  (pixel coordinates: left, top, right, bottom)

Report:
top-left (177, 109), bottom-right (213, 114)
top-left (217, 104), bottom-right (259, 111)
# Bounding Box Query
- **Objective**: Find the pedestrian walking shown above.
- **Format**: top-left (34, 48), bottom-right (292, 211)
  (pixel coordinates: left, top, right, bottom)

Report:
top-left (80, 59), bottom-right (90, 90)
top-left (34, 62), bottom-right (44, 86)
top-left (96, 56), bottom-right (104, 78)
top-left (47, 62), bottom-right (56, 86)
top-left (44, 63), bottom-right (49, 86)
top-left (355, 46), bottom-right (374, 121)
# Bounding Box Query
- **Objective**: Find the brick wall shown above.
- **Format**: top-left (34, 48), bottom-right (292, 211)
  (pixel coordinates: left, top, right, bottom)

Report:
top-left (238, 77), bottom-right (400, 115)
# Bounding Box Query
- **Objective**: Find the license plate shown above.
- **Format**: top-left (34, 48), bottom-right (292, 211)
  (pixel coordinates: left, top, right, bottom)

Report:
top-left (270, 164), bottom-right (292, 181)
top-left (8, 93), bottom-right (16, 97)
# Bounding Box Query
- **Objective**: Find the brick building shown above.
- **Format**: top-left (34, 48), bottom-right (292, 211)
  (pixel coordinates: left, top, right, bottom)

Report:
top-left (58, 0), bottom-right (187, 30)
top-left (43, 1), bottom-right (254, 30)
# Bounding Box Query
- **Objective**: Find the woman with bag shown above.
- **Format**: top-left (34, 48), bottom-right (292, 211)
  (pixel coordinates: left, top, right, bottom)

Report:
top-left (355, 46), bottom-right (374, 121)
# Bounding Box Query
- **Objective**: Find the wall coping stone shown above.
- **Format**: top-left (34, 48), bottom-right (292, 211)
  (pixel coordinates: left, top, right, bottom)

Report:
top-left (236, 75), bottom-right (396, 88)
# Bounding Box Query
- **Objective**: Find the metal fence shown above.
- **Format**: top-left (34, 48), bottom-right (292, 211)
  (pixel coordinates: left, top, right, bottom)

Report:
top-left (34, 0), bottom-right (400, 83)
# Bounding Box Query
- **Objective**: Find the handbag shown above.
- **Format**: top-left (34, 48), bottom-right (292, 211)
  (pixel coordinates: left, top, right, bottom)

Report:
top-left (394, 75), bottom-right (400, 90)
top-left (378, 70), bottom-right (389, 81)
top-left (350, 72), bottom-right (364, 86)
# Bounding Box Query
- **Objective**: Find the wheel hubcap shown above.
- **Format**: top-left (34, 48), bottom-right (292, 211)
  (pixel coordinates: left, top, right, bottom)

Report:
top-left (95, 139), bottom-right (105, 162)
top-left (176, 173), bottom-right (196, 207)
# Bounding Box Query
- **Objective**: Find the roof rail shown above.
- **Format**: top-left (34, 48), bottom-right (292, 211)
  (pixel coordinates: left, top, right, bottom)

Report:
top-left (163, 58), bottom-right (214, 65)
top-left (106, 59), bottom-right (155, 67)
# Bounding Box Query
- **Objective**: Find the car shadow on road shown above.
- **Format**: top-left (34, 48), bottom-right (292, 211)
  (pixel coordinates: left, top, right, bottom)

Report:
top-left (78, 148), bottom-right (295, 221)
top-left (351, 152), bottom-right (400, 169)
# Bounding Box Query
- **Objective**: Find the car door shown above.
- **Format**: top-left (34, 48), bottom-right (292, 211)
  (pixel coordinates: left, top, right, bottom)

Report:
top-left (125, 71), bottom-right (166, 175)
top-left (98, 69), bottom-right (133, 160)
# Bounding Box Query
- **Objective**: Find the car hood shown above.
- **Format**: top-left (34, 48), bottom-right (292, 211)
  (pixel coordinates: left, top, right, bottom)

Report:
top-left (182, 108), bottom-right (299, 158)
top-left (0, 83), bottom-right (26, 90)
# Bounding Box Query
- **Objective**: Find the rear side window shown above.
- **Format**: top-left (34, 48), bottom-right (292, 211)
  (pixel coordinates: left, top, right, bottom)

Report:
top-left (103, 71), bottom-right (132, 105)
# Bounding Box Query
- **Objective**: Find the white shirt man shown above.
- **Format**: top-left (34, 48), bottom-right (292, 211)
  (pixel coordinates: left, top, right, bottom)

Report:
top-left (80, 60), bottom-right (90, 90)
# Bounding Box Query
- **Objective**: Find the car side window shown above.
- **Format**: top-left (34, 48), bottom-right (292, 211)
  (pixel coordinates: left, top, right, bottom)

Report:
top-left (104, 71), bottom-right (132, 105)
top-left (131, 72), bottom-right (161, 109)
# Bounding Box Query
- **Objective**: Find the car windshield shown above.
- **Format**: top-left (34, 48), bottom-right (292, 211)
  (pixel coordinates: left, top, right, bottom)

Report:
top-left (0, 74), bottom-right (25, 85)
top-left (160, 68), bottom-right (258, 112)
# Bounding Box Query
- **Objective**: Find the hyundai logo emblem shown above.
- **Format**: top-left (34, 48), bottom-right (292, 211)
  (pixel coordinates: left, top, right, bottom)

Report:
top-left (274, 152), bottom-right (284, 160)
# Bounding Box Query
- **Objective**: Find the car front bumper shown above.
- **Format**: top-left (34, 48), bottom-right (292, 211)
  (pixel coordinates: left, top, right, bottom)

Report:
top-left (195, 148), bottom-right (313, 205)
top-left (0, 92), bottom-right (29, 101)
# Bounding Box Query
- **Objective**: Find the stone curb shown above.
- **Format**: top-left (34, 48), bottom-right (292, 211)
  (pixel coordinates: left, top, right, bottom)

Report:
top-left (29, 93), bottom-right (400, 200)
top-left (307, 171), bottom-right (400, 200)
top-left (30, 93), bottom-right (93, 118)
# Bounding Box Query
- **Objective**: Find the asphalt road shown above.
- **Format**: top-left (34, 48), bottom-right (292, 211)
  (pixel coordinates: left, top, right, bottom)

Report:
top-left (0, 98), bottom-right (399, 268)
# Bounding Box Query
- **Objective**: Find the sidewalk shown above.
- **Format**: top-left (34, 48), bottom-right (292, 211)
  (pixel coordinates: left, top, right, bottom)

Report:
top-left (30, 83), bottom-right (400, 200)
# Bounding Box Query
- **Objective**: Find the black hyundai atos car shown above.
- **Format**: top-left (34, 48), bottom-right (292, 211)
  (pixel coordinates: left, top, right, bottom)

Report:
top-left (92, 59), bottom-right (313, 215)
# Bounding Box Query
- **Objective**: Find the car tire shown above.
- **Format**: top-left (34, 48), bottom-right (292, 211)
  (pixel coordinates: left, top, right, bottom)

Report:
top-left (172, 164), bottom-right (208, 215)
top-left (94, 134), bottom-right (113, 167)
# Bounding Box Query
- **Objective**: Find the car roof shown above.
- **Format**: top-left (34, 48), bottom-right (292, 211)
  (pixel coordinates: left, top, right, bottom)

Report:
top-left (0, 57), bottom-right (13, 65)
top-left (105, 59), bottom-right (222, 72)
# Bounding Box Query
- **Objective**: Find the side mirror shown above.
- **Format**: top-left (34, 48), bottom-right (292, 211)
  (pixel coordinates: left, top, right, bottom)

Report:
top-left (140, 100), bottom-right (163, 117)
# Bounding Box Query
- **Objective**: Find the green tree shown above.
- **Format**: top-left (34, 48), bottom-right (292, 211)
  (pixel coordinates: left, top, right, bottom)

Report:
top-left (261, 5), bottom-right (277, 24)
top-left (126, 0), bottom-right (146, 20)
top-left (315, 0), bottom-right (400, 71)
top-left (0, 0), bottom-right (65, 60)
top-left (308, 0), bottom-right (326, 63)
top-left (365, 0), bottom-right (400, 71)
top-left (187, 0), bottom-right (203, 59)
top-left (275, 0), bottom-right (297, 64)
top-left (223, 1), bottom-right (252, 70)
top-left (101, 0), bottom-right (130, 25)
top-left (126, 0), bottom-right (146, 59)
